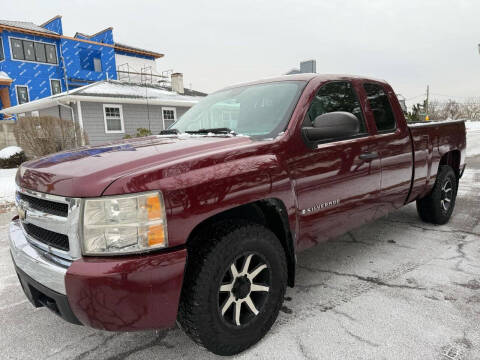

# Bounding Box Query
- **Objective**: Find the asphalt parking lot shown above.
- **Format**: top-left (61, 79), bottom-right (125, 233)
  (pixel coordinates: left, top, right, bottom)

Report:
top-left (1, 154), bottom-right (479, 360)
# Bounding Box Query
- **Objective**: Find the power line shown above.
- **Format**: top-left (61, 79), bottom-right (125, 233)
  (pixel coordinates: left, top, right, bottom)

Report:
top-left (430, 93), bottom-right (476, 99)
top-left (405, 93), bottom-right (426, 101)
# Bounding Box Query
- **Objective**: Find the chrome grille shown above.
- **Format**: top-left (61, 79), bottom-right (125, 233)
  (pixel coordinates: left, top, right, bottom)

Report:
top-left (22, 222), bottom-right (69, 251)
top-left (15, 187), bottom-right (83, 261)
top-left (18, 192), bottom-right (68, 217)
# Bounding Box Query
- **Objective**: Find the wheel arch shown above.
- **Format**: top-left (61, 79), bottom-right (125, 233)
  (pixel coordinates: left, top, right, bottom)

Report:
top-left (439, 149), bottom-right (461, 179)
top-left (185, 198), bottom-right (296, 287)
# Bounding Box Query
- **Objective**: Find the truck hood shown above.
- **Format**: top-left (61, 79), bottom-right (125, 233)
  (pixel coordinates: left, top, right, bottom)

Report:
top-left (17, 135), bottom-right (254, 197)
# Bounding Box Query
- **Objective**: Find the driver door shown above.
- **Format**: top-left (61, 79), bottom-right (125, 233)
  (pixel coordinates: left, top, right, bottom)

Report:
top-left (288, 80), bottom-right (382, 251)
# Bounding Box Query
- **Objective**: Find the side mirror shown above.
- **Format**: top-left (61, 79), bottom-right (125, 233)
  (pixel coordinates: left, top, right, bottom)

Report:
top-left (302, 111), bottom-right (360, 142)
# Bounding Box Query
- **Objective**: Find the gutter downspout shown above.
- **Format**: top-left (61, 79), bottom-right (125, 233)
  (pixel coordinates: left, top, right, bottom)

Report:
top-left (58, 41), bottom-right (79, 147)
top-left (76, 100), bottom-right (85, 145)
top-left (56, 101), bottom-right (78, 147)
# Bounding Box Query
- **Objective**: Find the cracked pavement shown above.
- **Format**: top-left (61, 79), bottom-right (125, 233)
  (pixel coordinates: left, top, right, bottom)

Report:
top-left (1, 154), bottom-right (480, 359)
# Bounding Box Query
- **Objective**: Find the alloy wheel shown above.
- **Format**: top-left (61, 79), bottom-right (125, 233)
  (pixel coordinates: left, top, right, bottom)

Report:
top-left (440, 180), bottom-right (453, 212)
top-left (218, 253), bottom-right (271, 327)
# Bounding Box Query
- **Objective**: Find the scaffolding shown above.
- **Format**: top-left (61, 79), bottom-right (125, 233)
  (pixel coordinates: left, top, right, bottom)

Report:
top-left (116, 63), bottom-right (173, 87)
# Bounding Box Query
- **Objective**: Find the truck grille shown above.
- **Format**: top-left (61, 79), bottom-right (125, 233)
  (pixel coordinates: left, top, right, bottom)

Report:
top-left (23, 223), bottom-right (70, 251)
top-left (18, 193), bottom-right (68, 217)
top-left (16, 188), bottom-right (81, 260)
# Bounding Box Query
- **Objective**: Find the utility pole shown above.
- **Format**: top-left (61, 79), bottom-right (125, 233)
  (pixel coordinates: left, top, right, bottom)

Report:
top-left (425, 85), bottom-right (430, 121)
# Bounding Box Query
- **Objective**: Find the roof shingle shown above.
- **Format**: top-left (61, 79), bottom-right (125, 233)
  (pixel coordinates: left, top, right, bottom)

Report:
top-left (0, 20), bottom-right (57, 35)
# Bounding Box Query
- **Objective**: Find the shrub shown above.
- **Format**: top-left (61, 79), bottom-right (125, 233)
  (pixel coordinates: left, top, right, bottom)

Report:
top-left (136, 128), bottom-right (152, 137)
top-left (13, 116), bottom-right (88, 157)
top-left (0, 147), bottom-right (27, 168)
top-left (123, 128), bottom-right (152, 139)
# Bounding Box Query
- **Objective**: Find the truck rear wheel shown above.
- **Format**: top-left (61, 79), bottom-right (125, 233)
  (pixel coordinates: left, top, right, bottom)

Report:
top-left (416, 165), bottom-right (458, 225)
top-left (178, 221), bottom-right (287, 355)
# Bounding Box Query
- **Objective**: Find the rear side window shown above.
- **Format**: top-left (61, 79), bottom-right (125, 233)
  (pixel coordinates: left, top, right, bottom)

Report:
top-left (363, 83), bottom-right (396, 132)
top-left (305, 81), bottom-right (366, 133)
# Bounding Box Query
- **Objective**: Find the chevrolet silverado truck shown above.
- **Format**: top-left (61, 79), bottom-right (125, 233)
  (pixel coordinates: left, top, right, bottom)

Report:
top-left (9, 74), bottom-right (466, 355)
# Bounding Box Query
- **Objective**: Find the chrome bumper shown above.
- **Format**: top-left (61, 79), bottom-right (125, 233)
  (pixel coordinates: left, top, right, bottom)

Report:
top-left (9, 219), bottom-right (68, 295)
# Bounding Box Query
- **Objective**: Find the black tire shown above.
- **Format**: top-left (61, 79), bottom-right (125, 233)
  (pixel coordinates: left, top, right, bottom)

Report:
top-left (178, 221), bottom-right (287, 356)
top-left (416, 165), bottom-right (458, 225)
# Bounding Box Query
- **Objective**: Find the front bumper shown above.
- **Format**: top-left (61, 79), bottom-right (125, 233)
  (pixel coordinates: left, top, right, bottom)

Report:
top-left (9, 219), bottom-right (188, 331)
top-left (9, 219), bottom-right (69, 294)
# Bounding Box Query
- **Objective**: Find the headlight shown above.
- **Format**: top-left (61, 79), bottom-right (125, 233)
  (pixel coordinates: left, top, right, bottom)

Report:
top-left (82, 191), bottom-right (168, 255)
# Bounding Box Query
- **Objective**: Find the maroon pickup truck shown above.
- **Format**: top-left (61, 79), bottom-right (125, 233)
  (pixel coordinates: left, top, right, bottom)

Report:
top-left (9, 74), bottom-right (466, 355)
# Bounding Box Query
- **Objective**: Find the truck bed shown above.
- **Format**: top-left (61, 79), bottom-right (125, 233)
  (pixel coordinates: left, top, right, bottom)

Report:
top-left (407, 120), bottom-right (466, 203)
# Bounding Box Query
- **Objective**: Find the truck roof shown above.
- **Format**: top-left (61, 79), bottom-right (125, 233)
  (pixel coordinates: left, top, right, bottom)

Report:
top-left (219, 73), bottom-right (389, 92)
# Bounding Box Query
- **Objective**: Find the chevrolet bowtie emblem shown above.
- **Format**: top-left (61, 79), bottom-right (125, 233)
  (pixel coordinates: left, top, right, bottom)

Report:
top-left (17, 199), bottom-right (28, 221)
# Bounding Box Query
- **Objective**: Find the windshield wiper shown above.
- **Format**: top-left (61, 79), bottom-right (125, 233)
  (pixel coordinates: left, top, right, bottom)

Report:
top-left (159, 128), bottom-right (180, 135)
top-left (185, 128), bottom-right (237, 136)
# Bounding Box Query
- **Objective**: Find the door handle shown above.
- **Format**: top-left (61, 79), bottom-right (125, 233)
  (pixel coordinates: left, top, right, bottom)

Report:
top-left (359, 151), bottom-right (379, 160)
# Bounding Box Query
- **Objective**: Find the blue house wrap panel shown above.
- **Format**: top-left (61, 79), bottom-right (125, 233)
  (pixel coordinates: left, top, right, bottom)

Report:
top-left (0, 16), bottom-right (162, 118)
top-left (61, 38), bottom-right (117, 86)
top-left (89, 28), bottom-right (114, 45)
top-left (74, 34), bottom-right (89, 40)
top-left (42, 17), bottom-right (63, 35)
top-left (0, 31), bottom-right (65, 106)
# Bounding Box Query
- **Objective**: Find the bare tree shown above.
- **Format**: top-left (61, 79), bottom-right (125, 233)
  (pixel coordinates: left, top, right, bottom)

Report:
top-left (441, 100), bottom-right (462, 120)
top-left (461, 98), bottom-right (480, 120)
top-left (427, 100), bottom-right (443, 120)
top-left (14, 116), bottom-right (88, 158)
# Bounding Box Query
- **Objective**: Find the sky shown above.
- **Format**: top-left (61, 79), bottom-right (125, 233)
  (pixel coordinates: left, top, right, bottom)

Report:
top-left (3, 0), bottom-right (479, 106)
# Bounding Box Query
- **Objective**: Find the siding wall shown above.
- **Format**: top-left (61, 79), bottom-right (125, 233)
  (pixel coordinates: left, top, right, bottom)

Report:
top-left (80, 102), bottom-right (190, 145)
top-left (13, 102), bottom-right (191, 145)
top-left (0, 120), bottom-right (17, 148)
top-left (22, 105), bottom-right (76, 121)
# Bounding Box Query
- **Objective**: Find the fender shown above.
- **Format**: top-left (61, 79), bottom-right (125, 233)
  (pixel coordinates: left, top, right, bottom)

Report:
top-left (103, 152), bottom-right (297, 249)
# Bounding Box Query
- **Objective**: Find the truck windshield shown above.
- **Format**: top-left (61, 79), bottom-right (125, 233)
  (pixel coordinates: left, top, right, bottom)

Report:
top-left (172, 81), bottom-right (306, 138)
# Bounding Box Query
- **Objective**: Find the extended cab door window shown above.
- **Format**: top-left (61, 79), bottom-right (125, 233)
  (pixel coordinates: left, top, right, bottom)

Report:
top-left (363, 83), bottom-right (396, 133)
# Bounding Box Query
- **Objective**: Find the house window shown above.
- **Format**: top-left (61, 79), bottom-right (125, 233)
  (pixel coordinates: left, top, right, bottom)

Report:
top-left (162, 107), bottom-right (177, 129)
top-left (34, 42), bottom-right (46, 62)
top-left (23, 41), bottom-right (35, 61)
top-left (45, 44), bottom-right (57, 64)
top-left (16, 86), bottom-right (29, 104)
top-left (11, 38), bottom-right (24, 60)
top-left (50, 79), bottom-right (62, 95)
top-left (79, 48), bottom-right (102, 71)
top-left (93, 57), bottom-right (102, 72)
top-left (0, 38), bottom-right (4, 61)
top-left (9, 38), bottom-right (57, 64)
top-left (103, 104), bottom-right (124, 133)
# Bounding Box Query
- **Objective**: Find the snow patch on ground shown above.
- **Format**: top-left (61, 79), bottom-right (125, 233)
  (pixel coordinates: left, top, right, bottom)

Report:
top-left (0, 168), bottom-right (17, 206)
top-left (467, 131), bottom-right (480, 157)
top-left (0, 146), bottom-right (23, 159)
top-left (465, 120), bottom-right (480, 131)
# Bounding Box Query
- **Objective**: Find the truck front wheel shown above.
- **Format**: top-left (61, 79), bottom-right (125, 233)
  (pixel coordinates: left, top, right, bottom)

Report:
top-left (416, 165), bottom-right (458, 225)
top-left (178, 221), bottom-right (287, 355)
